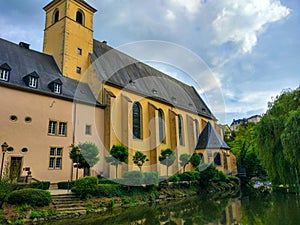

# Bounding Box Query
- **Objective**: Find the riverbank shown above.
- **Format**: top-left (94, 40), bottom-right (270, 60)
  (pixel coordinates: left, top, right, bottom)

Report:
top-left (0, 179), bottom-right (240, 224)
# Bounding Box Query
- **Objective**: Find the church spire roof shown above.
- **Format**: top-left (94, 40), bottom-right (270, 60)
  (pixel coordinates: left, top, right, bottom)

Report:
top-left (195, 121), bottom-right (230, 150)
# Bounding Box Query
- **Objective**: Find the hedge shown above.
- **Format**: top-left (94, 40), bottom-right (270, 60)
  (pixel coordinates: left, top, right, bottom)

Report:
top-left (72, 176), bottom-right (98, 198)
top-left (57, 181), bottom-right (75, 189)
top-left (122, 171), bottom-right (143, 186)
top-left (95, 184), bottom-right (122, 197)
top-left (7, 188), bottom-right (51, 206)
top-left (143, 172), bottom-right (159, 185)
top-left (30, 181), bottom-right (50, 190)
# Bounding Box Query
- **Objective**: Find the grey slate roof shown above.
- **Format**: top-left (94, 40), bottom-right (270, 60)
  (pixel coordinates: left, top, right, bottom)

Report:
top-left (0, 38), bottom-right (101, 106)
top-left (195, 122), bottom-right (230, 150)
top-left (91, 39), bottom-right (215, 119)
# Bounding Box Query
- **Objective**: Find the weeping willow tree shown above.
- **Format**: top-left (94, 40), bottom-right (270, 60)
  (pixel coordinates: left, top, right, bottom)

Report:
top-left (256, 87), bottom-right (300, 191)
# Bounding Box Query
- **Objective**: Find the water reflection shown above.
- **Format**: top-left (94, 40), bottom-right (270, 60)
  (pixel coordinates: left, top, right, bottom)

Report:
top-left (50, 196), bottom-right (242, 225)
top-left (49, 190), bottom-right (300, 225)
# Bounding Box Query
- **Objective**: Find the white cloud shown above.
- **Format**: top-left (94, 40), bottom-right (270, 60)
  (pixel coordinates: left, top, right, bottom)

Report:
top-left (167, 0), bottom-right (202, 19)
top-left (165, 9), bottom-right (176, 21)
top-left (212, 0), bottom-right (291, 54)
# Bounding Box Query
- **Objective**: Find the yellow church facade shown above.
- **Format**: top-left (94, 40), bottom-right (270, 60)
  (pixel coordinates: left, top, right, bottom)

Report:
top-left (0, 0), bottom-right (237, 183)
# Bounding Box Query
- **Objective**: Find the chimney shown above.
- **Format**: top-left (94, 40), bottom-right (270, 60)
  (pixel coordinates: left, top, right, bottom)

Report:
top-left (19, 42), bottom-right (30, 49)
top-left (102, 40), bottom-right (107, 45)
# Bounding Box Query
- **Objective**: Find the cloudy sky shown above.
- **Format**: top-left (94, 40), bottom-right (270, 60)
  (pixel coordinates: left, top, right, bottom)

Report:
top-left (0, 0), bottom-right (299, 124)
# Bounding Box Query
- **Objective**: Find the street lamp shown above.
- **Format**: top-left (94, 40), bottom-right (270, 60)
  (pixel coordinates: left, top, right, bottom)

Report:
top-left (76, 148), bottom-right (81, 180)
top-left (1, 142), bottom-right (8, 179)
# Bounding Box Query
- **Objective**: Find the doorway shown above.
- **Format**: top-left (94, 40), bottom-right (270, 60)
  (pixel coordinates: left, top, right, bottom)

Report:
top-left (10, 157), bottom-right (22, 180)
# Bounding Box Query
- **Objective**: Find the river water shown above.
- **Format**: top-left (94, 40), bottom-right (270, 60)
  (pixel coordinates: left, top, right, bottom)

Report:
top-left (50, 190), bottom-right (300, 225)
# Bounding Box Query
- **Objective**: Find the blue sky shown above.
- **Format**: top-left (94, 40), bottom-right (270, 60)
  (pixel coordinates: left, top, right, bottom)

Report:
top-left (0, 0), bottom-right (299, 125)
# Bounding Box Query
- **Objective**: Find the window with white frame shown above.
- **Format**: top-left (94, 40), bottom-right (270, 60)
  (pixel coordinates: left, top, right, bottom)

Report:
top-left (0, 69), bottom-right (9, 81)
top-left (48, 121), bottom-right (57, 135)
top-left (53, 83), bottom-right (61, 94)
top-left (49, 147), bottom-right (63, 169)
top-left (28, 76), bottom-right (37, 88)
top-left (58, 122), bottom-right (67, 136)
top-left (48, 120), bottom-right (67, 136)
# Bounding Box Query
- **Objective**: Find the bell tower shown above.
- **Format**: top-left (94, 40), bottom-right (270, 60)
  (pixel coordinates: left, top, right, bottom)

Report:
top-left (43, 0), bottom-right (97, 80)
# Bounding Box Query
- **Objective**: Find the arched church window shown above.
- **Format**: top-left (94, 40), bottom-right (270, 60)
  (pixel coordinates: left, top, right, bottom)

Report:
top-left (178, 114), bottom-right (184, 145)
top-left (53, 9), bottom-right (59, 23)
top-left (158, 109), bottom-right (165, 143)
top-left (213, 152), bottom-right (221, 166)
top-left (132, 102), bottom-right (142, 139)
top-left (76, 10), bottom-right (84, 25)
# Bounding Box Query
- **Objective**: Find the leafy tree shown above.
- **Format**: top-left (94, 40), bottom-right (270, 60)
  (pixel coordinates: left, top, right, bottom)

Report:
top-left (159, 148), bottom-right (176, 176)
top-left (227, 123), bottom-right (266, 182)
top-left (256, 87), bottom-right (300, 190)
top-left (133, 151), bottom-right (149, 172)
top-left (70, 142), bottom-right (99, 176)
top-left (105, 145), bottom-right (128, 178)
top-left (179, 153), bottom-right (190, 172)
top-left (189, 152), bottom-right (202, 169)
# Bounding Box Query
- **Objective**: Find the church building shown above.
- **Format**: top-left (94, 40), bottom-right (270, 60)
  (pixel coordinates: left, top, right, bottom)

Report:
top-left (0, 0), bottom-right (237, 183)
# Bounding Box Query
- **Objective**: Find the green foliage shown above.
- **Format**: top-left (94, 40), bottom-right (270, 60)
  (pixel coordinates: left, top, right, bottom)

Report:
top-left (30, 181), bottom-right (50, 190)
top-left (227, 123), bottom-right (266, 182)
top-left (168, 174), bottom-right (179, 182)
top-left (0, 180), bottom-right (16, 208)
top-left (57, 181), bottom-right (75, 189)
top-left (95, 184), bottom-right (122, 197)
top-left (228, 176), bottom-right (240, 185)
top-left (29, 210), bottom-right (49, 219)
top-left (73, 176), bottom-right (98, 198)
top-left (256, 87), bottom-right (300, 188)
top-left (7, 188), bottom-right (51, 207)
top-left (132, 151), bottom-right (149, 171)
top-left (179, 153), bottom-right (190, 172)
top-left (189, 153), bottom-right (202, 168)
top-left (177, 171), bottom-right (201, 182)
top-left (122, 171), bottom-right (144, 186)
top-left (98, 178), bottom-right (118, 184)
top-left (70, 142), bottom-right (100, 176)
top-left (143, 172), bottom-right (159, 185)
top-left (159, 148), bottom-right (176, 176)
top-left (106, 145), bottom-right (128, 178)
top-left (198, 164), bottom-right (219, 187)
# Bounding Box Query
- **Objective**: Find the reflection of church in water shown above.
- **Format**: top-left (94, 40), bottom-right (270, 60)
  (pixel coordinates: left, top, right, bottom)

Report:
top-left (133, 198), bottom-right (242, 224)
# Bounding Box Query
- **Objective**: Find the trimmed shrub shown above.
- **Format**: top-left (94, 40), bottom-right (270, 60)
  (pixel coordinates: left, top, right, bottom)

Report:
top-left (198, 164), bottom-right (219, 187)
top-left (72, 176), bottom-right (98, 198)
top-left (30, 181), bottom-right (50, 190)
top-left (122, 171), bottom-right (143, 186)
top-left (7, 188), bottom-right (51, 206)
top-left (143, 172), bottom-right (159, 185)
top-left (98, 178), bottom-right (118, 185)
top-left (178, 172), bottom-right (193, 182)
top-left (168, 174), bottom-right (179, 182)
top-left (57, 181), bottom-right (75, 189)
top-left (95, 184), bottom-right (122, 197)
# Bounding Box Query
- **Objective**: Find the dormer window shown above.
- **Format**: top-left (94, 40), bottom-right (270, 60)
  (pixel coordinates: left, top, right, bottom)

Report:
top-left (0, 63), bottom-right (11, 82)
top-left (23, 71), bottom-right (39, 88)
top-left (48, 78), bottom-right (63, 94)
top-left (29, 76), bottom-right (37, 88)
top-left (54, 83), bottom-right (61, 94)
